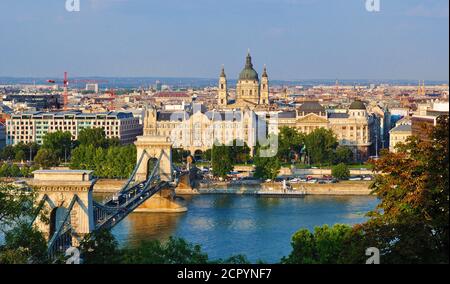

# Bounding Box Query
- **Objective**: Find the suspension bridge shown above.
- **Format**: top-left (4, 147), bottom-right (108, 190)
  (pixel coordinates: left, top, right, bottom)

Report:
top-left (28, 135), bottom-right (188, 257)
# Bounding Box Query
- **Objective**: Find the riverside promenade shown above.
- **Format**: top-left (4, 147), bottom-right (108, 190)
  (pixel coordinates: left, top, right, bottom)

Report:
top-left (92, 179), bottom-right (372, 196)
top-left (197, 181), bottom-right (372, 196)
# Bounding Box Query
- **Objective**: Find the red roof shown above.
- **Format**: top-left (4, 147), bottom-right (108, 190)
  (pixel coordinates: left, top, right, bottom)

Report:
top-left (153, 92), bottom-right (189, 98)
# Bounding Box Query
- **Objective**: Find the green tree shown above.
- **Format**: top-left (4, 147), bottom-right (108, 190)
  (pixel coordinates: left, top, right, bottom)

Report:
top-left (0, 145), bottom-right (15, 160)
top-left (212, 144), bottom-right (233, 178)
top-left (14, 150), bottom-right (26, 162)
top-left (202, 149), bottom-right (212, 162)
top-left (70, 144), bottom-right (136, 178)
top-left (254, 141), bottom-right (281, 180)
top-left (78, 127), bottom-right (111, 148)
top-left (331, 163), bottom-right (350, 180)
top-left (42, 131), bottom-right (72, 162)
top-left (0, 164), bottom-right (11, 177)
top-left (122, 237), bottom-right (209, 264)
top-left (20, 165), bottom-right (31, 178)
top-left (34, 148), bottom-right (59, 169)
top-left (282, 224), bottom-right (353, 264)
top-left (333, 146), bottom-right (354, 165)
top-left (277, 127), bottom-right (305, 163)
top-left (79, 229), bottom-right (121, 264)
top-left (283, 116), bottom-right (449, 264)
top-left (358, 115), bottom-right (449, 264)
top-left (0, 184), bottom-right (36, 230)
top-left (9, 164), bottom-right (22, 177)
top-left (0, 223), bottom-right (49, 264)
top-left (304, 128), bottom-right (338, 165)
top-left (230, 140), bottom-right (251, 164)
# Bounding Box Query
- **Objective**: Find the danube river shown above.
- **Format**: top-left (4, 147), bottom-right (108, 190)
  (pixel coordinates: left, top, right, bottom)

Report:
top-left (103, 194), bottom-right (378, 263)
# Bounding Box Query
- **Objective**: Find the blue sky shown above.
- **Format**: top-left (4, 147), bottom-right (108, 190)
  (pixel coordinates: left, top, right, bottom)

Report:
top-left (0, 0), bottom-right (448, 81)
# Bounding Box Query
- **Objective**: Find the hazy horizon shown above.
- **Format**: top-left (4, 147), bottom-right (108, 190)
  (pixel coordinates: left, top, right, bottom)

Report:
top-left (0, 0), bottom-right (448, 81)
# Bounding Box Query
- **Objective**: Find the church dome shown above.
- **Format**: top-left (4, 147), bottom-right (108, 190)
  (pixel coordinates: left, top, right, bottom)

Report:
top-left (349, 100), bottom-right (367, 110)
top-left (239, 52), bottom-right (259, 81)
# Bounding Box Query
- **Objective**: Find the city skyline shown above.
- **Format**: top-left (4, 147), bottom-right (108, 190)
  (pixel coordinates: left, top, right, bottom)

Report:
top-left (0, 0), bottom-right (448, 81)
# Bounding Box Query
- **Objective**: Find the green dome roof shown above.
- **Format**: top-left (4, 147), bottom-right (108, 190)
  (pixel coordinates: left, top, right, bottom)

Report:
top-left (349, 100), bottom-right (366, 110)
top-left (239, 53), bottom-right (259, 81)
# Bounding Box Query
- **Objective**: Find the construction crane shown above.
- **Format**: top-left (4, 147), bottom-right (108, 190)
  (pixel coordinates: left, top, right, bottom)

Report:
top-left (47, 72), bottom-right (109, 110)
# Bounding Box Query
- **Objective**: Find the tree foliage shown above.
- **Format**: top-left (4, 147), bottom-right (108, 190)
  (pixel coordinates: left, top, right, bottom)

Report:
top-left (285, 116), bottom-right (449, 264)
top-left (0, 142), bottom-right (40, 162)
top-left (254, 139), bottom-right (281, 180)
top-left (304, 128), bottom-right (338, 164)
top-left (333, 146), bottom-right (354, 164)
top-left (41, 131), bottom-right (73, 162)
top-left (282, 224), bottom-right (353, 264)
top-left (230, 139), bottom-right (251, 164)
top-left (358, 115), bottom-right (449, 263)
top-left (277, 127), bottom-right (305, 163)
top-left (78, 127), bottom-right (120, 149)
top-left (331, 163), bottom-right (350, 180)
top-left (70, 144), bottom-right (136, 178)
top-left (0, 223), bottom-right (49, 264)
top-left (34, 148), bottom-right (59, 169)
top-left (211, 143), bottom-right (233, 178)
top-left (0, 183), bottom-right (36, 229)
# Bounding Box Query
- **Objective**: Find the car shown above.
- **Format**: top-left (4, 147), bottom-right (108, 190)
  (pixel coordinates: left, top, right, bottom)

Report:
top-left (363, 176), bottom-right (373, 181)
top-left (307, 179), bottom-right (318, 184)
top-left (349, 176), bottom-right (362, 181)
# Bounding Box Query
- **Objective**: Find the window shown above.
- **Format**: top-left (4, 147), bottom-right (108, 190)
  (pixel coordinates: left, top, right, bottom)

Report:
top-left (221, 84), bottom-right (224, 90)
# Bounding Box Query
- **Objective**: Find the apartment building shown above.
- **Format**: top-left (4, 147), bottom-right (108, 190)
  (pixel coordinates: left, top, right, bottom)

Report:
top-left (6, 111), bottom-right (143, 145)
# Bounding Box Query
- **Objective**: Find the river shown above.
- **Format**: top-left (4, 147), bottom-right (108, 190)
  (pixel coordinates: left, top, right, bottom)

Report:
top-left (101, 194), bottom-right (378, 263)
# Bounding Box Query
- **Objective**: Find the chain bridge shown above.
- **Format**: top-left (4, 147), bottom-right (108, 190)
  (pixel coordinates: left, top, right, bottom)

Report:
top-left (28, 135), bottom-right (188, 257)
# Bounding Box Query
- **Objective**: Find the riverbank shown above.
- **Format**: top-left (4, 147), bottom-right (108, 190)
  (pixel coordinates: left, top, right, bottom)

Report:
top-left (196, 181), bottom-right (372, 196)
top-left (92, 179), bottom-right (372, 196)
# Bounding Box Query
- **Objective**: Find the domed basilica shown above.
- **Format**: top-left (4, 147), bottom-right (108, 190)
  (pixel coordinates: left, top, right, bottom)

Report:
top-left (218, 52), bottom-right (269, 108)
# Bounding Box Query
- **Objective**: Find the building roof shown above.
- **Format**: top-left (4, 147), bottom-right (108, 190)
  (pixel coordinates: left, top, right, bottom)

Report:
top-left (153, 92), bottom-right (189, 98)
top-left (328, 113), bottom-right (349, 119)
top-left (349, 100), bottom-right (367, 110)
top-left (11, 111), bottom-right (134, 120)
top-left (278, 111), bottom-right (297, 119)
top-left (298, 101), bottom-right (325, 112)
top-left (157, 111), bottom-right (188, 121)
top-left (239, 52), bottom-right (259, 81)
top-left (390, 124), bottom-right (412, 133)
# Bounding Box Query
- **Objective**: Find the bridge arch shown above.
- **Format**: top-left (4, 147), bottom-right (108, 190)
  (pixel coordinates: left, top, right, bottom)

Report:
top-left (49, 207), bottom-right (69, 237)
top-left (135, 135), bottom-right (173, 182)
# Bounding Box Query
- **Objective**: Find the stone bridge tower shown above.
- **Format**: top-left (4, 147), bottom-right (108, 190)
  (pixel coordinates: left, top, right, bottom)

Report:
top-left (29, 170), bottom-right (96, 246)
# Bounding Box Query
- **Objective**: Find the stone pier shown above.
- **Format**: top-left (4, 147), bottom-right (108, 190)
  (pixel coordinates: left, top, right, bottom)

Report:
top-left (28, 170), bottom-right (96, 246)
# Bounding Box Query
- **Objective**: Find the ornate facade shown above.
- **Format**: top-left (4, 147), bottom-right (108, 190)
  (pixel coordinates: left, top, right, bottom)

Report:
top-left (145, 100), bottom-right (374, 162)
top-left (272, 101), bottom-right (374, 161)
